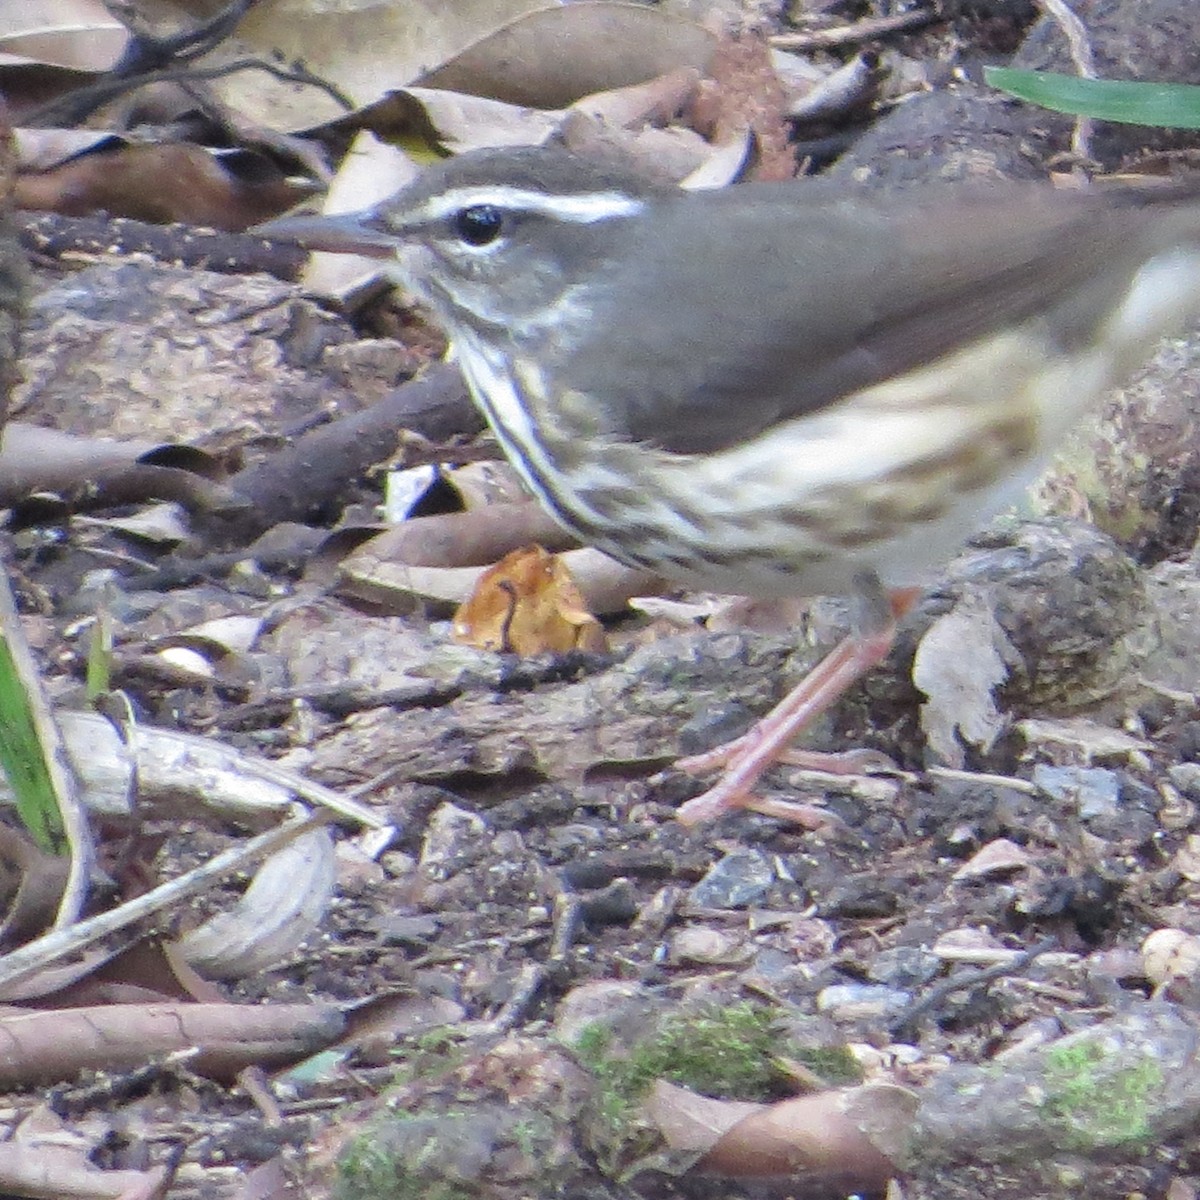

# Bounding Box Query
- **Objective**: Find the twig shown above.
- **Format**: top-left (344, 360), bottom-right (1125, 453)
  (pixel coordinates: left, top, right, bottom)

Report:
top-left (1037, 0), bottom-right (1097, 164)
top-left (888, 936), bottom-right (1060, 1037)
top-left (770, 8), bottom-right (939, 52)
top-left (483, 962), bottom-right (546, 1034)
top-left (106, 0), bottom-right (259, 72)
top-left (15, 210), bottom-right (310, 280)
top-left (24, 58), bottom-right (352, 129)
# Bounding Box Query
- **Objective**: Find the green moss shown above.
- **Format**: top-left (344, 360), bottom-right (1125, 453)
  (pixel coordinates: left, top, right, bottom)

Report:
top-left (335, 1127), bottom-right (471, 1200)
top-left (1041, 1038), bottom-right (1161, 1151)
top-left (792, 1043), bottom-right (863, 1086)
top-left (386, 1027), bottom-right (468, 1086)
top-left (575, 1001), bottom-right (795, 1131)
top-left (332, 1113), bottom-right (496, 1200)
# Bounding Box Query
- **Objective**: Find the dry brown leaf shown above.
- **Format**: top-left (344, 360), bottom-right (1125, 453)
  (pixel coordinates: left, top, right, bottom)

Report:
top-left (340, 990), bottom-right (466, 1066)
top-left (693, 1083), bottom-right (914, 1186)
top-left (345, 502), bottom-right (573, 572)
top-left (0, 937), bottom-right (219, 1007)
top-left (452, 545), bottom-right (607, 655)
top-left (689, 30), bottom-right (792, 181)
top-left (646, 1079), bottom-right (762, 1153)
top-left (0, 1000), bottom-right (345, 1087)
top-left (14, 140), bottom-right (307, 229)
top-left (0, 824), bottom-right (70, 950)
top-left (340, 528), bottom-right (655, 617)
top-left (419, 2), bottom-right (715, 107)
top-left (0, 423), bottom-right (161, 501)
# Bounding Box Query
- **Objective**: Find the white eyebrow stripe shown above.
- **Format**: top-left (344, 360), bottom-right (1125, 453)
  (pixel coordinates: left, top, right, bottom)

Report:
top-left (412, 186), bottom-right (646, 224)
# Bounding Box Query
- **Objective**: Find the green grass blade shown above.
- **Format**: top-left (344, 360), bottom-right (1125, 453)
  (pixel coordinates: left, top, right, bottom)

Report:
top-left (986, 67), bottom-right (1200, 129)
top-left (0, 636), bottom-right (65, 852)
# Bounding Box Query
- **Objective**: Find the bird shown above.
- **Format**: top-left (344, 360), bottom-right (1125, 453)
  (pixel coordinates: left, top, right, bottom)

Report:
top-left (257, 146), bottom-right (1200, 826)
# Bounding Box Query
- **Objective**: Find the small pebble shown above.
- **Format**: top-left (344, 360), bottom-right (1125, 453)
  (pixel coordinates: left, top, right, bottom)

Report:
top-left (689, 850), bottom-right (776, 908)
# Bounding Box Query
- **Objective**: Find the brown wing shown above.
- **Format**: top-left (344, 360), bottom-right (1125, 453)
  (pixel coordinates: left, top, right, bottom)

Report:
top-left (574, 178), bottom-right (1200, 454)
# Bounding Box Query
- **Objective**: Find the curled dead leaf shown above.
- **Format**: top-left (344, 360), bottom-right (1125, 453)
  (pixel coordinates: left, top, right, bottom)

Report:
top-left (694, 1082), bottom-right (915, 1186)
top-left (175, 827), bottom-right (337, 979)
top-left (453, 545), bottom-right (607, 654)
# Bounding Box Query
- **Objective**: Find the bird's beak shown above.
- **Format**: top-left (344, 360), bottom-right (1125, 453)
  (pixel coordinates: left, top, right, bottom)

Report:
top-left (252, 209), bottom-right (399, 259)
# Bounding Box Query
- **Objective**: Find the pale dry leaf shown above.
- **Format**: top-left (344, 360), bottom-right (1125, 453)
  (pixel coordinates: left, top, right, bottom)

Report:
top-left (374, 85), bottom-right (563, 153)
top-left (667, 926), bottom-right (750, 966)
top-left (172, 613), bottom-right (264, 656)
top-left (561, 114), bottom-right (715, 182)
top-left (914, 591), bottom-right (1018, 767)
top-left (153, 646), bottom-right (215, 680)
top-left (0, 708), bottom-right (381, 830)
top-left (1014, 716), bottom-right (1151, 760)
top-left (442, 460), bottom-right (528, 510)
top-left (568, 65), bottom-right (701, 128)
top-left (341, 559), bottom-right (486, 613)
top-left (81, 502), bottom-right (190, 546)
top-left (175, 826), bottom-right (336, 979)
top-left (383, 463), bottom-right (443, 523)
top-left (646, 1078), bottom-right (762, 1154)
top-left (152, 0), bottom-right (548, 130)
top-left (1172, 834), bottom-right (1200, 883)
top-left (299, 130), bottom-right (420, 302)
top-left (679, 126), bottom-right (753, 189)
top-left (0, 1137), bottom-right (155, 1200)
top-left (14, 127), bottom-right (123, 170)
top-left (0, 0), bottom-right (125, 71)
top-left (932, 927), bottom-right (1026, 965)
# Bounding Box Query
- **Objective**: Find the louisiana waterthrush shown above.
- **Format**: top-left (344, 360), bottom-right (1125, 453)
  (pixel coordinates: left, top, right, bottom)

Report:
top-left (260, 147), bottom-right (1200, 826)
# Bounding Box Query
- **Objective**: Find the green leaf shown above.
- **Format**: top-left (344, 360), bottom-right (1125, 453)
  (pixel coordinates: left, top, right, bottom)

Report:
top-left (85, 607), bottom-right (113, 703)
top-left (0, 638), bottom-right (65, 852)
top-left (985, 67), bottom-right (1200, 129)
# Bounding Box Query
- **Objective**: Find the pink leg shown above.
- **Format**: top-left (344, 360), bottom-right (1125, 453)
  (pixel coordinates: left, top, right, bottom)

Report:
top-left (674, 588), bottom-right (919, 827)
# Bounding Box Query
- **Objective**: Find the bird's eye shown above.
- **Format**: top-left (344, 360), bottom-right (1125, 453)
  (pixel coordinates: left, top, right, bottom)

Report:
top-left (453, 204), bottom-right (504, 246)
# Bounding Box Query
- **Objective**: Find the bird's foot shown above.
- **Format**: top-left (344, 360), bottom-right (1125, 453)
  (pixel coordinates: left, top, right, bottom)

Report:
top-left (672, 586), bottom-right (917, 827)
top-left (673, 746), bottom-right (894, 828)
top-left (677, 741), bottom-right (892, 777)
top-left (676, 779), bottom-right (842, 829)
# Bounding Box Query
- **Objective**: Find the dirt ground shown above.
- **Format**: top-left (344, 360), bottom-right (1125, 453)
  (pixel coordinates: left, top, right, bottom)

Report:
top-left (6, 1), bottom-right (1200, 1197)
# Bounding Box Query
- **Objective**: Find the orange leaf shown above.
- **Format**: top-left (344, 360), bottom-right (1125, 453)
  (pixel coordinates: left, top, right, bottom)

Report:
top-left (452, 545), bottom-right (607, 655)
